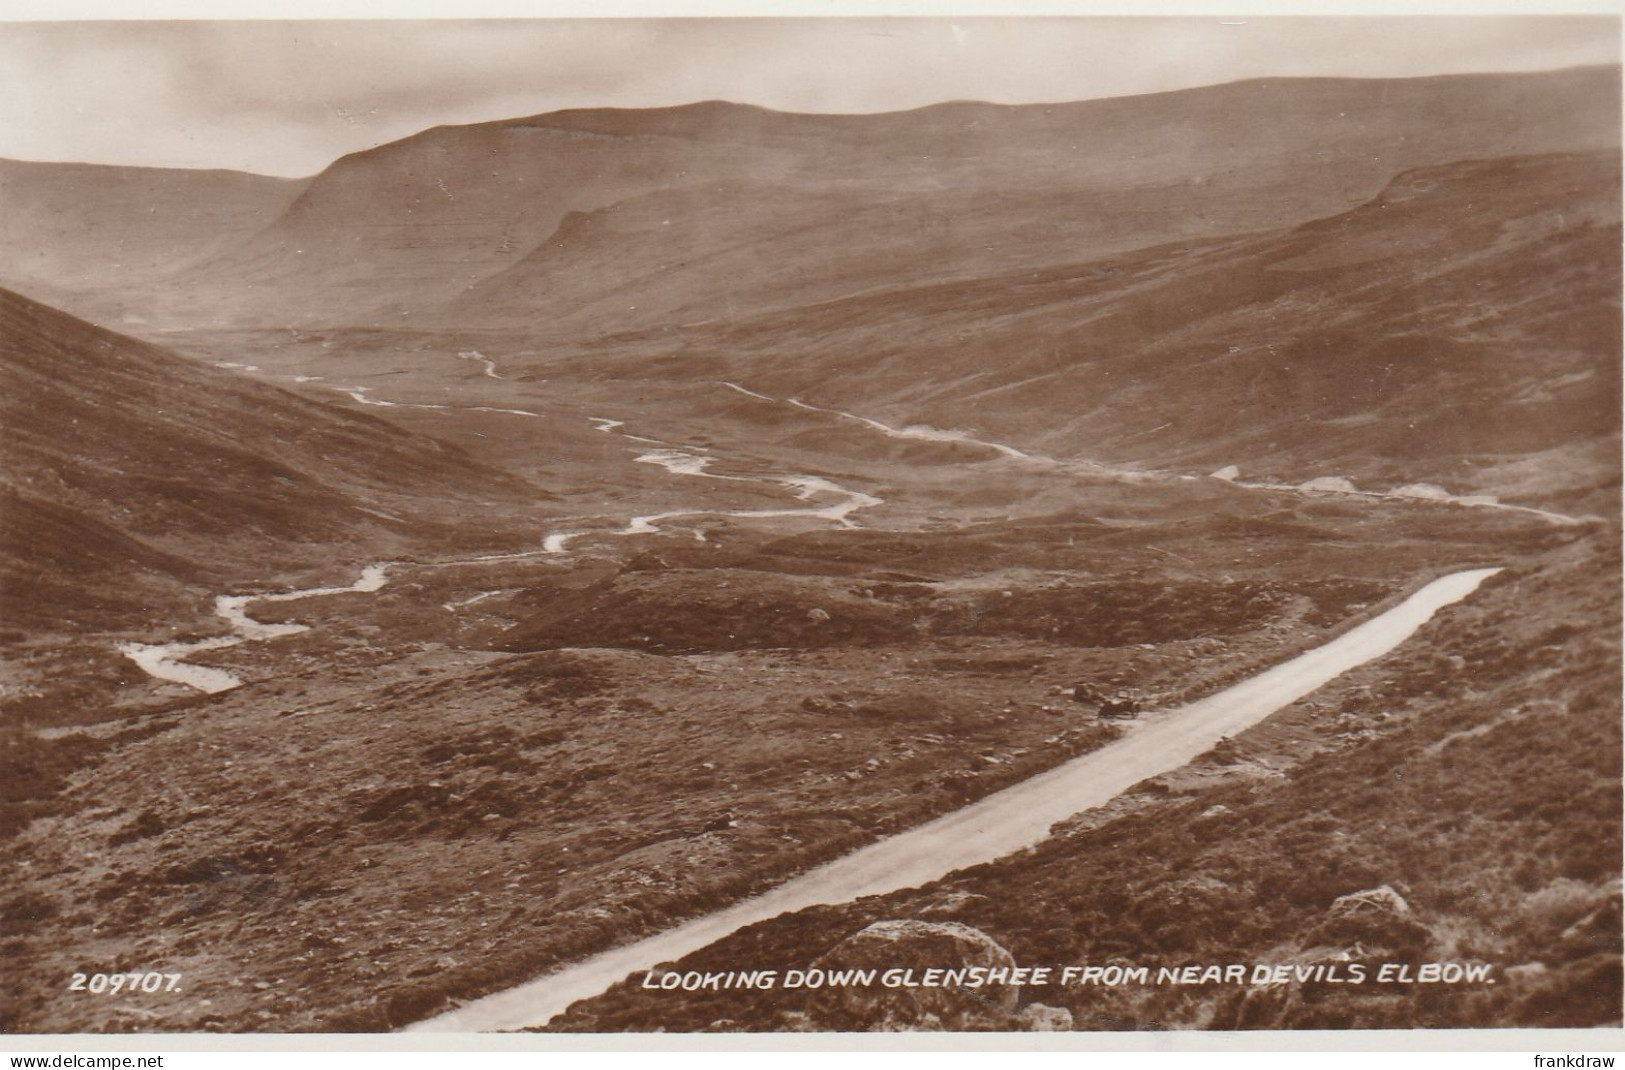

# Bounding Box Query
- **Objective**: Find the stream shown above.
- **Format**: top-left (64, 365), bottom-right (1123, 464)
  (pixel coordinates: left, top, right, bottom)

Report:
top-left (719, 381), bottom-right (1590, 524)
top-left (115, 565), bottom-right (389, 694)
top-left (113, 371), bottom-right (883, 693)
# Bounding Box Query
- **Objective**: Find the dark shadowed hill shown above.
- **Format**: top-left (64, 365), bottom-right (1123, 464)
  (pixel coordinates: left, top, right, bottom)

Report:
top-left (0, 288), bottom-right (539, 632)
top-left (128, 66), bottom-right (1620, 328)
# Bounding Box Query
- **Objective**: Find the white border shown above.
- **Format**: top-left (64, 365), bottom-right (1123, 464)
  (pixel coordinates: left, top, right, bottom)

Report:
top-left (0, 0), bottom-right (1618, 1053)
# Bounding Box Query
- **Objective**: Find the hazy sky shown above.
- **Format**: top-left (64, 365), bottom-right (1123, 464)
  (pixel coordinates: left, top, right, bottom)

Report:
top-left (0, 14), bottom-right (1617, 176)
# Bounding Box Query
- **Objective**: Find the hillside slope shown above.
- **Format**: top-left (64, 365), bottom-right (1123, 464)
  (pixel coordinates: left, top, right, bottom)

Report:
top-left (549, 534), bottom-right (1622, 1032)
top-left (153, 67), bottom-right (1619, 327)
top-left (0, 160), bottom-right (307, 324)
top-left (553, 150), bottom-right (1620, 511)
top-left (0, 287), bottom-right (539, 635)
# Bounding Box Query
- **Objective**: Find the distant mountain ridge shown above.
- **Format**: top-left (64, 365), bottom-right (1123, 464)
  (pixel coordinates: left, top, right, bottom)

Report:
top-left (615, 148), bottom-right (1620, 509)
top-left (3, 66), bottom-right (1615, 330)
top-left (0, 160), bottom-right (307, 318)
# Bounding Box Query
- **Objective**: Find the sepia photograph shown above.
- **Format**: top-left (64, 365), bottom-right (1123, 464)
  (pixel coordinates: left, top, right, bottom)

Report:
top-left (0, 5), bottom-right (1620, 1043)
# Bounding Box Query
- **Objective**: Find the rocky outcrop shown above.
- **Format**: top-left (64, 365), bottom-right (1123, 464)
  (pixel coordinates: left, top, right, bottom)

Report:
top-left (805, 920), bottom-right (1020, 1031)
top-left (1016, 1003), bottom-right (1074, 1031)
top-left (1298, 476), bottom-right (1359, 494)
top-left (1557, 887), bottom-right (1622, 958)
top-left (1307, 884), bottom-right (1431, 956)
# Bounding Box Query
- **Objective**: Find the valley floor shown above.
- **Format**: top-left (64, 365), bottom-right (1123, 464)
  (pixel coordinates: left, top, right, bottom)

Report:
top-left (1, 331), bottom-right (1615, 1034)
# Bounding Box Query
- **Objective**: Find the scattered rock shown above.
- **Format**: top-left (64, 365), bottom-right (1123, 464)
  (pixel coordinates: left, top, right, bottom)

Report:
top-left (1558, 890), bottom-right (1622, 957)
top-left (1016, 1003), bottom-right (1074, 1031)
top-left (1329, 885), bottom-right (1411, 918)
top-left (916, 890), bottom-right (989, 917)
top-left (1309, 884), bottom-right (1430, 955)
top-left (806, 920), bottom-right (1020, 1030)
top-left (1504, 962), bottom-right (1550, 984)
top-left (1098, 693), bottom-right (1142, 719)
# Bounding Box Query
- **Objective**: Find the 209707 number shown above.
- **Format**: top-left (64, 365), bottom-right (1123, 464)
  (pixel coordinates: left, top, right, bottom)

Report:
top-left (69, 972), bottom-right (182, 994)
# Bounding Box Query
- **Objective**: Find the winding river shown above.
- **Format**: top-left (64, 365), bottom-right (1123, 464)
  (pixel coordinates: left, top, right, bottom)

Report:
top-left (116, 565), bottom-right (389, 694)
top-left (111, 359), bottom-right (1519, 1031)
top-left (719, 381), bottom-right (1590, 525)
top-left (114, 387), bottom-right (882, 692)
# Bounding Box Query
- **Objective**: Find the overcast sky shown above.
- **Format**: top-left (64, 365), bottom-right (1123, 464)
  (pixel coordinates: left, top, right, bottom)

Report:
top-left (0, 14), bottom-right (1616, 177)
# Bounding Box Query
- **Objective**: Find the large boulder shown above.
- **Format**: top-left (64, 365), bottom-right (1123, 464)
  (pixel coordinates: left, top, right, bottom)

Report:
top-left (1557, 889), bottom-right (1621, 958)
top-left (1016, 1003), bottom-right (1074, 1031)
top-left (1299, 475), bottom-right (1359, 494)
top-left (1329, 884), bottom-right (1411, 918)
top-left (1307, 884), bottom-right (1430, 956)
top-left (805, 919), bottom-right (1020, 1031)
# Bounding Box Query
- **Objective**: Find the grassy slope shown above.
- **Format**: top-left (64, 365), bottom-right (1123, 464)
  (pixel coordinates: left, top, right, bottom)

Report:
top-left (0, 287), bottom-right (542, 636)
top-left (0, 288), bottom-right (550, 850)
top-left (137, 69), bottom-right (1621, 326)
top-left (0, 471), bottom-right (1552, 1032)
top-left (531, 151), bottom-right (1621, 510)
top-left (548, 533), bottom-right (1621, 1032)
top-left (0, 161), bottom-right (307, 325)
